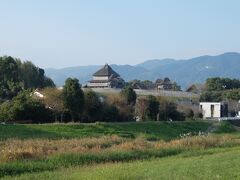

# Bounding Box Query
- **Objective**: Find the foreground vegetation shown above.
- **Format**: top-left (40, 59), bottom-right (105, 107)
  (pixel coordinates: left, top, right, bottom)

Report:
top-left (0, 121), bottom-right (239, 179)
top-left (7, 146), bottom-right (240, 180)
top-left (0, 121), bottom-right (210, 140)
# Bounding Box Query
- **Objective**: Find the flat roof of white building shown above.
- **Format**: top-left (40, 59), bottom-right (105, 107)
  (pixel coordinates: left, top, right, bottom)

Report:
top-left (200, 102), bottom-right (222, 104)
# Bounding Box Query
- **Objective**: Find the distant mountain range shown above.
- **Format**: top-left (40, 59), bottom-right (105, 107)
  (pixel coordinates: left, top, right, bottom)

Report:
top-left (45, 52), bottom-right (240, 89)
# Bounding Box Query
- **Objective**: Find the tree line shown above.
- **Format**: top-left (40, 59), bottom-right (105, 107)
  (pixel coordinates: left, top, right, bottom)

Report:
top-left (200, 77), bottom-right (240, 102)
top-left (126, 79), bottom-right (181, 91)
top-left (0, 56), bottom-right (55, 100)
top-left (0, 77), bottom-right (187, 123)
top-left (0, 56), bottom-right (195, 123)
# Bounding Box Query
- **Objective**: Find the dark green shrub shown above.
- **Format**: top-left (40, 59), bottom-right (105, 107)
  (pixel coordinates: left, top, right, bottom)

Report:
top-left (147, 95), bottom-right (159, 120)
top-left (195, 112), bottom-right (203, 119)
top-left (120, 87), bottom-right (136, 105)
top-left (84, 89), bottom-right (103, 122)
top-left (62, 78), bottom-right (84, 121)
top-left (0, 91), bottom-right (53, 123)
top-left (101, 104), bottom-right (119, 122)
top-left (185, 109), bottom-right (194, 119)
top-left (159, 100), bottom-right (185, 121)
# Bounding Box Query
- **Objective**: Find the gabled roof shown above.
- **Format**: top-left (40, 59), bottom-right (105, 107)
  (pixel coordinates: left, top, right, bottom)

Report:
top-left (155, 79), bottom-right (163, 84)
top-left (186, 84), bottom-right (205, 93)
top-left (93, 64), bottom-right (120, 77)
top-left (163, 78), bottom-right (171, 83)
top-left (155, 77), bottom-right (171, 85)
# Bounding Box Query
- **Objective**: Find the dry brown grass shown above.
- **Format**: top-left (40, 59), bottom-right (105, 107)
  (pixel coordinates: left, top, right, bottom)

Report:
top-left (0, 135), bottom-right (240, 163)
top-left (154, 135), bottom-right (240, 149)
top-left (0, 136), bottom-right (123, 162)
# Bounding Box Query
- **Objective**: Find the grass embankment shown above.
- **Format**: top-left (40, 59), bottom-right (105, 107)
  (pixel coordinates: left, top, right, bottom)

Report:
top-left (9, 146), bottom-right (240, 180)
top-left (215, 121), bottom-right (237, 133)
top-left (0, 134), bottom-right (240, 178)
top-left (0, 121), bottom-right (239, 179)
top-left (0, 121), bottom-right (211, 140)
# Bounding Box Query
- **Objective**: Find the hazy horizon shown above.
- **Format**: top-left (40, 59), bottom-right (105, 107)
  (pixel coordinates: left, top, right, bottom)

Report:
top-left (44, 51), bottom-right (239, 70)
top-left (1, 0), bottom-right (240, 68)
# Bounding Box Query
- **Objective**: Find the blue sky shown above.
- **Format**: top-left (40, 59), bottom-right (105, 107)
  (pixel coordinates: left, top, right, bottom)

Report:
top-left (0, 0), bottom-right (239, 68)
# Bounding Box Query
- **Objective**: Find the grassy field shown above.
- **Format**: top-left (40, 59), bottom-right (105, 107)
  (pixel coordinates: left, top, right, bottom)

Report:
top-left (6, 146), bottom-right (240, 180)
top-left (0, 121), bottom-right (239, 179)
top-left (0, 121), bottom-right (211, 140)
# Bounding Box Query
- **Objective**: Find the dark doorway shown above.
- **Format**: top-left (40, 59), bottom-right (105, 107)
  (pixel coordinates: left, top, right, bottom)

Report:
top-left (211, 105), bottom-right (214, 118)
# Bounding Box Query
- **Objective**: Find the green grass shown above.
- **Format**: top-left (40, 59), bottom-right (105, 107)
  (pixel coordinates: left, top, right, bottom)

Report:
top-left (215, 121), bottom-right (237, 134)
top-left (1, 134), bottom-right (240, 178)
top-left (0, 148), bottom-right (184, 178)
top-left (4, 146), bottom-right (240, 180)
top-left (1, 121), bottom-right (239, 179)
top-left (0, 121), bottom-right (211, 141)
top-left (67, 147), bottom-right (240, 180)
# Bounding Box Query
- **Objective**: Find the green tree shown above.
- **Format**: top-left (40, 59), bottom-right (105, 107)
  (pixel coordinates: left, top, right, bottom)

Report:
top-left (42, 77), bottom-right (55, 88)
top-left (199, 91), bottom-right (222, 102)
top-left (147, 95), bottom-right (159, 120)
top-left (120, 87), bottom-right (137, 105)
top-left (0, 56), bottom-right (23, 99)
top-left (0, 101), bottom-right (13, 122)
top-left (143, 80), bottom-right (155, 89)
top-left (158, 99), bottom-right (185, 121)
top-left (62, 78), bottom-right (84, 121)
top-left (20, 61), bottom-right (40, 89)
top-left (0, 56), bottom-right (55, 100)
top-left (101, 104), bottom-right (119, 122)
top-left (84, 89), bottom-right (102, 122)
top-left (20, 61), bottom-right (55, 89)
top-left (206, 77), bottom-right (240, 91)
top-left (172, 82), bottom-right (181, 91)
top-left (185, 109), bottom-right (194, 119)
top-left (0, 90), bottom-right (52, 123)
top-left (41, 88), bottom-right (65, 122)
top-left (223, 89), bottom-right (240, 100)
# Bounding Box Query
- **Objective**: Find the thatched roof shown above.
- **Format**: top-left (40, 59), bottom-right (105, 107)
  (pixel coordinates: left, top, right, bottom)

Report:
top-left (155, 77), bottom-right (171, 85)
top-left (93, 64), bottom-right (120, 77)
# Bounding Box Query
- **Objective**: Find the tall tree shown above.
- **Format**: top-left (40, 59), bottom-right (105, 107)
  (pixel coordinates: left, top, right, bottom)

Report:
top-left (0, 56), bottom-right (23, 99)
top-left (62, 78), bottom-right (84, 121)
top-left (120, 87), bottom-right (137, 105)
top-left (199, 91), bottom-right (222, 102)
top-left (147, 95), bottom-right (159, 120)
top-left (20, 61), bottom-right (55, 89)
top-left (135, 97), bottom-right (149, 121)
top-left (158, 99), bottom-right (185, 121)
top-left (206, 77), bottom-right (240, 91)
top-left (0, 56), bottom-right (55, 100)
top-left (172, 82), bottom-right (181, 91)
top-left (41, 88), bottom-right (65, 122)
top-left (84, 89), bottom-right (102, 122)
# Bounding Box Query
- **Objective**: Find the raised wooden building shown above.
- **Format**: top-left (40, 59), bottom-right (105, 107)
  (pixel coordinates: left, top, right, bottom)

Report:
top-left (155, 77), bottom-right (173, 90)
top-left (88, 64), bottom-right (124, 88)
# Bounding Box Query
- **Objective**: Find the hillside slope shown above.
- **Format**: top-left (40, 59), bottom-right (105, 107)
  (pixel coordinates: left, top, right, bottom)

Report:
top-left (45, 52), bottom-right (240, 89)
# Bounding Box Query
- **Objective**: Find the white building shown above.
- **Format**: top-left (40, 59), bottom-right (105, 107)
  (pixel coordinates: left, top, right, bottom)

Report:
top-left (31, 90), bottom-right (45, 99)
top-left (199, 102), bottom-right (228, 119)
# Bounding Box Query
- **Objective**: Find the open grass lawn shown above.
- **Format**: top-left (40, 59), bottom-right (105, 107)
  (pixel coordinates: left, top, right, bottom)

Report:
top-left (0, 121), bottom-right (239, 179)
top-left (0, 121), bottom-right (211, 141)
top-left (4, 146), bottom-right (240, 180)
